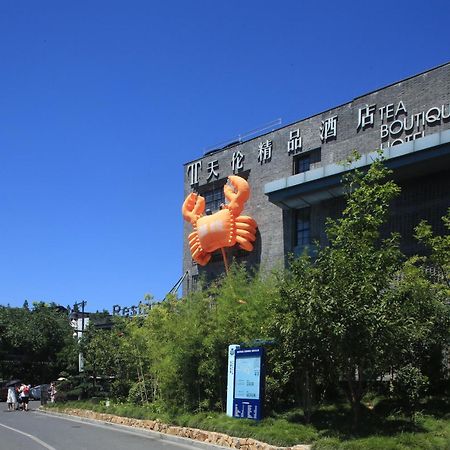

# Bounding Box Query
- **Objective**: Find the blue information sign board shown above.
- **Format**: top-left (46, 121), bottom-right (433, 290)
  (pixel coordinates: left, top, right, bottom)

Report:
top-left (233, 347), bottom-right (264, 420)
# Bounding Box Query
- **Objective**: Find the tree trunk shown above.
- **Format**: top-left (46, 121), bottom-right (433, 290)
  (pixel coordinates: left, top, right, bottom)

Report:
top-left (347, 364), bottom-right (363, 430)
top-left (302, 369), bottom-right (313, 423)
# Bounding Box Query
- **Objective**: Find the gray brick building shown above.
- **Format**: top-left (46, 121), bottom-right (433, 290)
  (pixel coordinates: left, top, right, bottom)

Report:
top-left (182, 63), bottom-right (450, 293)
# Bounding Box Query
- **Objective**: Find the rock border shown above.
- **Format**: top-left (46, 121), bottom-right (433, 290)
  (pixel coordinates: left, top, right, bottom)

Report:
top-left (44, 407), bottom-right (311, 450)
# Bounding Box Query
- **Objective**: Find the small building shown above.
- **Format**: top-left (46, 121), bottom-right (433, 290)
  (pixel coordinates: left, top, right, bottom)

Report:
top-left (182, 63), bottom-right (450, 293)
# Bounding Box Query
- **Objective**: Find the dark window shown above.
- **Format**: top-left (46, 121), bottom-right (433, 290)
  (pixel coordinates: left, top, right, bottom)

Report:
top-left (191, 275), bottom-right (198, 291)
top-left (295, 154), bottom-right (311, 173)
top-left (293, 148), bottom-right (321, 175)
top-left (203, 188), bottom-right (225, 213)
top-left (295, 208), bottom-right (311, 246)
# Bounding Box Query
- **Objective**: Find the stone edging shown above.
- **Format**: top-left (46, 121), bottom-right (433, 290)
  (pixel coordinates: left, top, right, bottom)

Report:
top-left (43, 407), bottom-right (311, 450)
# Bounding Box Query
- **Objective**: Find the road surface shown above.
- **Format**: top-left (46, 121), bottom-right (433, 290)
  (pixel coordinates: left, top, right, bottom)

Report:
top-left (0, 401), bottom-right (224, 450)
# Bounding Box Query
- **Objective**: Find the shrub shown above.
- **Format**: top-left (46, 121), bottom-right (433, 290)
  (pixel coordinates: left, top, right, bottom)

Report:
top-left (393, 364), bottom-right (429, 419)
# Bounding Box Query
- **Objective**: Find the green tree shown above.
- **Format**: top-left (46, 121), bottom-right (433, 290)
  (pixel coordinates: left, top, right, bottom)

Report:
top-left (304, 156), bottom-right (402, 426)
top-left (201, 265), bottom-right (275, 411)
top-left (0, 302), bottom-right (76, 383)
top-left (136, 265), bottom-right (274, 412)
top-left (414, 208), bottom-right (450, 289)
top-left (270, 155), bottom-right (450, 427)
top-left (409, 209), bottom-right (450, 388)
top-left (265, 255), bottom-right (327, 421)
top-left (81, 317), bottom-right (135, 396)
top-left (265, 155), bottom-right (405, 427)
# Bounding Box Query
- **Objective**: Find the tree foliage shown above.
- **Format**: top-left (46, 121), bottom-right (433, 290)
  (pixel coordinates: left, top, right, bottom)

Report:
top-left (415, 208), bottom-right (450, 290)
top-left (265, 156), bottom-right (449, 426)
top-left (0, 302), bottom-right (76, 383)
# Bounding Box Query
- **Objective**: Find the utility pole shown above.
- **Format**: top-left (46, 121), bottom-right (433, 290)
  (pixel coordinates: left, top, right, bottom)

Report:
top-left (70, 300), bottom-right (88, 372)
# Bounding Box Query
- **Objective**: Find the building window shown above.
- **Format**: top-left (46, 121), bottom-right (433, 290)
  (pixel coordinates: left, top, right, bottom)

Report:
top-left (203, 188), bottom-right (225, 213)
top-left (295, 154), bottom-right (311, 173)
top-left (295, 208), bottom-right (311, 246)
top-left (293, 148), bottom-right (321, 174)
top-left (190, 274), bottom-right (198, 291)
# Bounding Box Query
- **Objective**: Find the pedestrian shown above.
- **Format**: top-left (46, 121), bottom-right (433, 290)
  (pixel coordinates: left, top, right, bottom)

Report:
top-left (6, 385), bottom-right (17, 411)
top-left (19, 383), bottom-right (30, 411)
top-left (16, 385), bottom-right (22, 410)
top-left (49, 382), bottom-right (57, 403)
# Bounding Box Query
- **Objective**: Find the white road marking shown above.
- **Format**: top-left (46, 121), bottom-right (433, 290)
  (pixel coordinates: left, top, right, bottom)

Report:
top-left (0, 422), bottom-right (57, 450)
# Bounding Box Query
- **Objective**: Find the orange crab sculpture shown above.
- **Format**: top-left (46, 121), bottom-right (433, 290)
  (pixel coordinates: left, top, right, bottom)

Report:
top-left (182, 176), bottom-right (258, 266)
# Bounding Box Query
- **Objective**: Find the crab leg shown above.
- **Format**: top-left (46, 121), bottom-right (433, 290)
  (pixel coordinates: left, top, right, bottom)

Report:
top-left (236, 235), bottom-right (254, 251)
top-left (189, 232), bottom-right (199, 246)
top-left (236, 228), bottom-right (256, 242)
top-left (235, 222), bottom-right (257, 236)
top-left (224, 176), bottom-right (250, 217)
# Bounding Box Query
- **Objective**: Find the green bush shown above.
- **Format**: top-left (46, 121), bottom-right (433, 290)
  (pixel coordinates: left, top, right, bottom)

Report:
top-left (127, 381), bottom-right (148, 405)
top-left (393, 364), bottom-right (429, 419)
top-left (111, 379), bottom-right (131, 402)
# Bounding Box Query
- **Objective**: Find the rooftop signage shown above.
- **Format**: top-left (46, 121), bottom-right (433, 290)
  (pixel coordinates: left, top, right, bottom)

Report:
top-left (366, 101), bottom-right (449, 148)
top-left (112, 301), bottom-right (151, 317)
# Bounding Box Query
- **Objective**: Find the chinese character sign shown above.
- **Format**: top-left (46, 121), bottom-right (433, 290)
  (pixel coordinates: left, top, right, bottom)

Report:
top-left (207, 160), bottom-right (219, 181)
top-left (357, 104), bottom-right (376, 130)
top-left (231, 151), bottom-right (245, 173)
top-left (258, 140), bottom-right (272, 164)
top-left (320, 116), bottom-right (338, 142)
top-left (287, 129), bottom-right (302, 154)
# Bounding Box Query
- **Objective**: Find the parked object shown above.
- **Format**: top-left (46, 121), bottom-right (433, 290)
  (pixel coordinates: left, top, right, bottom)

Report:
top-left (40, 384), bottom-right (50, 405)
top-left (30, 384), bottom-right (50, 401)
top-left (30, 385), bottom-right (41, 400)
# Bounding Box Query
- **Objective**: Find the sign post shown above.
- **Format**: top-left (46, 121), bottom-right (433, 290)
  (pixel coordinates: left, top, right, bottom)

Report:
top-left (232, 347), bottom-right (264, 420)
top-left (226, 344), bottom-right (240, 417)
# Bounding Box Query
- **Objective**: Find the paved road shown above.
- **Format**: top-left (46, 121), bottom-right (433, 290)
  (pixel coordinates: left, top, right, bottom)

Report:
top-left (0, 401), bottom-right (224, 450)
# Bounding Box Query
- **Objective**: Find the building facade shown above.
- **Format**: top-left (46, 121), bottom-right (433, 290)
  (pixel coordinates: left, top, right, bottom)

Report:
top-left (182, 63), bottom-right (450, 293)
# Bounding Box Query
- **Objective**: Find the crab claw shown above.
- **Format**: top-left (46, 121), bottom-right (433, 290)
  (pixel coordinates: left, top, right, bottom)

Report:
top-left (182, 193), bottom-right (205, 224)
top-left (224, 176), bottom-right (250, 217)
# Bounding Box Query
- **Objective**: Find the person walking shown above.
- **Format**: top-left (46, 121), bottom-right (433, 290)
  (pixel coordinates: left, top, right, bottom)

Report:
top-left (15, 385), bottom-right (22, 410)
top-left (6, 385), bottom-right (17, 411)
top-left (49, 382), bottom-right (57, 403)
top-left (19, 383), bottom-right (30, 411)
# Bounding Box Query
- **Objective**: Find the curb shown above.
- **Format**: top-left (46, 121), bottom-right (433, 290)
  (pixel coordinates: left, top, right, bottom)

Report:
top-left (36, 408), bottom-right (226, 450)
top-left (38, 407), bottom-right (311, 450)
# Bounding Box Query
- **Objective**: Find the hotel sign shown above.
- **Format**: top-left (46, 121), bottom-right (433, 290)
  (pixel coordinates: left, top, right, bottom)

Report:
top-left (358, 100), bottom-right (450, 148)
top-left (185, 94), bottom-right (449, 186)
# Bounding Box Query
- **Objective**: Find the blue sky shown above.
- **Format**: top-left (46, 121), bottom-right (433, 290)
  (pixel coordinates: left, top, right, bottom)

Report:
top-left (1, 0), bottom-right (449, 313)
